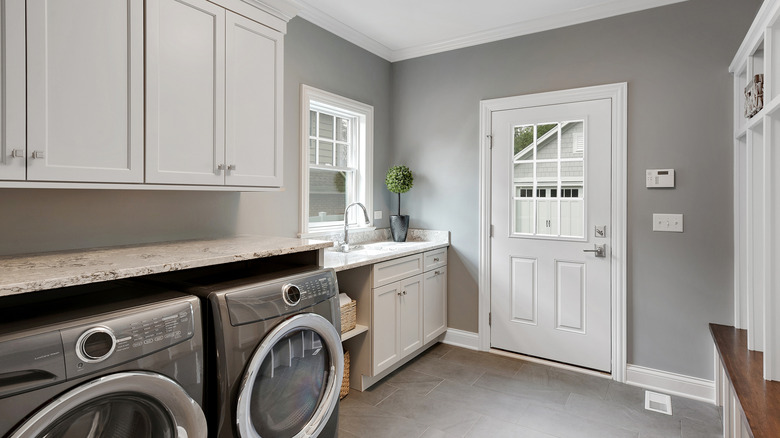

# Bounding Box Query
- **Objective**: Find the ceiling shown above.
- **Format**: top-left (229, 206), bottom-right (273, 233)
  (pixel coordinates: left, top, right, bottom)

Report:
top-left (295, 0), bottom-right (687, 62)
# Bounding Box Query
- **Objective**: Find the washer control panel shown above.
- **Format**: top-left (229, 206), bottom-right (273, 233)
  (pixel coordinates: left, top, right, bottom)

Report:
top-left (60, 302), bottom-right (194, 378)
top-left (226, 269), bottom-right (339, 326)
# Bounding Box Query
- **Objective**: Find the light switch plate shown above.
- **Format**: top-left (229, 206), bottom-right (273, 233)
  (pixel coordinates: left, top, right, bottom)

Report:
top-left (653, 214), bottom-right (683, 232)
top-left (373, 210), bottom-right (382, 220)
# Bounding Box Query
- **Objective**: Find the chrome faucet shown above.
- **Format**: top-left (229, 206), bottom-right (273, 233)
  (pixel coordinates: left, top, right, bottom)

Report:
top-left (342, 202), bottom-right (370, 252)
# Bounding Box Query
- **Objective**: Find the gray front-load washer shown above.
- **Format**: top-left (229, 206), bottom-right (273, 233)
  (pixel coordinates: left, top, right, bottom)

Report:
top-left (0, 282), bottom-right (207, 438)
top-left (164, 266), bottom-right (343, 438)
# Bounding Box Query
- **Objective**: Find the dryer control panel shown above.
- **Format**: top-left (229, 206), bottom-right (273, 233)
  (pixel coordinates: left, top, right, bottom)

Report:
top-left (60, 302), bottom-right (195, 378)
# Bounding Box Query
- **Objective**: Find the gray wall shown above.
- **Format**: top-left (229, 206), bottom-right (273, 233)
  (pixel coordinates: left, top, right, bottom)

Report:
top-left (0, 18), bottom-right (391, 255)
top-left (391, 0), bottom-right (760, 379)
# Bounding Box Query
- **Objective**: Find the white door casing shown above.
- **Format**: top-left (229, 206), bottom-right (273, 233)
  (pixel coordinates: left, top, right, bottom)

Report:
top-left (490, 99), bottom-right (612, 372)
top-left (478, 83), bottom-right (627, 382)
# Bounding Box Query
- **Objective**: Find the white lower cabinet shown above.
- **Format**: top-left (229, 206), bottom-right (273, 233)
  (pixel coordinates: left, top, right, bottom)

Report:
top-left (370, 250), bottom-right (446, 378)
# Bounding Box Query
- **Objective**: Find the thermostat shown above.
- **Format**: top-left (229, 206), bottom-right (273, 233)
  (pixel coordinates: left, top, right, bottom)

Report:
top-left (646, 169), bottom-right (675, 188)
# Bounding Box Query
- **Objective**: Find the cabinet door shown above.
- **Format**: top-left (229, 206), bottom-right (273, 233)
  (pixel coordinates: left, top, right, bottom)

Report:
top-left (399, 274), bottom-right (423, 357)
top-left (0, 0), bottom-right (25, 180)
top-left (372, 282), bottom-right (400, 376)
top-left (423, 266), bottom-right (447, 344)
top-left (146, 0), bottom-right (226, 185)
top-left (224, 12), bottom-right (283, 187)
top-left (26, 0), bottom-right (143, 182)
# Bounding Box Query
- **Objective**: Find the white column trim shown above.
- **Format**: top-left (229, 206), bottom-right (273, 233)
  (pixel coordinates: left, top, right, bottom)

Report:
top-left (477, 82), bottom-right (628, 382)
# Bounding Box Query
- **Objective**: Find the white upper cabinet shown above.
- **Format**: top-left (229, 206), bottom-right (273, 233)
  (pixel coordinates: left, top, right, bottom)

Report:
top-left (0, 0), bottom-right (26, 181)
top-left (225, 12), bottom-right (283, 187)
top-left (26, 0), bottom-right (144, 183)
top-left (146, 0), bottom-right (284, 187)
top-left (146, 0), bottom-right (226, 185)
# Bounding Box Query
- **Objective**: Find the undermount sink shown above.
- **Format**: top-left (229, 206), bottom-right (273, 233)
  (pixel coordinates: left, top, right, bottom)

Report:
top-left (326, 241), bottom-right (415, 255)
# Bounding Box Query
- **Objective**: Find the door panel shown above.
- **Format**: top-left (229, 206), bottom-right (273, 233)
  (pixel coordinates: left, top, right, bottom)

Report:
top-left (146, 0), bottom-right (225, 185)
top-left (423, 266), bottom-right (447, 343)
top-left (26, 0), bottom-right (143, 182)
top-left (399, 274), bottom-right (423, 357)
top-left (372, 282), bottom-right (400, 375)
top-left (225, 12), bottom-right (283, 187)
top-left (0, 0), bottom-right (25, 181)
top-left (491, 99), bottom-right (612, 372)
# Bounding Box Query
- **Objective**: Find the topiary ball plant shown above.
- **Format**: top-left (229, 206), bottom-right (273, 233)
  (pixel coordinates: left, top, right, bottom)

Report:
top-left (385, 165), bottom-right (414, 216)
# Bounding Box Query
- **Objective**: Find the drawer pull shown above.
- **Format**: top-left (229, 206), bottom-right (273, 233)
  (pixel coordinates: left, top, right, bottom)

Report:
top-left (433, 257), bottom-right (440, 262)
top-left (434, 270), bottom-right (441, 275)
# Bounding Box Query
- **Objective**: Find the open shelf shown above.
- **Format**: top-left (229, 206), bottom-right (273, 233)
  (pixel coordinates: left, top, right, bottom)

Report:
top-left (341, 324), bottom-right (368, 342)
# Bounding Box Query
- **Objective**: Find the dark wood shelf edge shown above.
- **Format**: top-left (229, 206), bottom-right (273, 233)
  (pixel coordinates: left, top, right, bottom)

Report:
top-left (710, 323), bottom-right (780, 438)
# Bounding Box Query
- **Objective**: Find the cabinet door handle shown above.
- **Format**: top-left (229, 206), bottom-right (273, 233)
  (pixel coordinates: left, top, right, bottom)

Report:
top-left (227, 164), bottom-right (236, 171)
top-left (397, 291), bottom-right (402, 296)
top-left (217, 164), bottom-right (225, 173)
top-left (31, 150), bottom-right (45, 159)
top-left (434, 270), bottom-right (441, 275)
top-left (11, 149), bottom-right (24, 158)
top-left (433, 257), bottom-right (440, 262)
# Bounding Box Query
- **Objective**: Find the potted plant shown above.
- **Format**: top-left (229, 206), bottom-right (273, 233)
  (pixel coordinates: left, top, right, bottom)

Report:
top-left (385, 165), bottom-right (414, 242)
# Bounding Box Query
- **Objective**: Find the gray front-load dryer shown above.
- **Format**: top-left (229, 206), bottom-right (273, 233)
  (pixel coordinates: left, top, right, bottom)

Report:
top-left (0, 283), bottom-right (207, 438)
top-left (167, 267), bottom-right (343, 438)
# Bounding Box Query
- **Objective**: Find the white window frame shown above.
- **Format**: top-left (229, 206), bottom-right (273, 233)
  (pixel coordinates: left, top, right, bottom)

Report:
top-left (299, 85), bottom-right (374, 236)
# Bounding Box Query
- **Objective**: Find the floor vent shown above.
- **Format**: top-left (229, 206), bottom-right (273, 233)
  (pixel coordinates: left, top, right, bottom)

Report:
top-left (644, 390), bottom-right (673, 415)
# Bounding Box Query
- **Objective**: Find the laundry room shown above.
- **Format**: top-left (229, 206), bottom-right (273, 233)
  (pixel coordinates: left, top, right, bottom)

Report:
top-left (1, 0), bottom-right (779, 437)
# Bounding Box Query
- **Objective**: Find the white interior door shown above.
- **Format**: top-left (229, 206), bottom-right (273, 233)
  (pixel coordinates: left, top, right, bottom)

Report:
top-left (490, 98), bottom-right (612, 372)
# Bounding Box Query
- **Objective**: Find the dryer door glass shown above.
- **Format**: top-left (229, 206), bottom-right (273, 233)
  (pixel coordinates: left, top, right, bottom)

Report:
top-left (39, 395), bottom-right (174, 438)
top-left (251, 328), bottom-right (329, 437)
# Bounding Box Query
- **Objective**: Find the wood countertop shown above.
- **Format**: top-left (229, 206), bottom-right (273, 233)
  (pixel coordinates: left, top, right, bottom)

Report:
top-left (710, 323), bottom-right (780, 438)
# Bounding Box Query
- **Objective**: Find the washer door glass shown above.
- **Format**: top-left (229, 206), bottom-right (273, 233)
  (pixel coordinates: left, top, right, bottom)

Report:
top-left (251, 328), bottom-right (328, 437)
top-left (238, 313), bottom-right (343, 438)
top-left (40, 395), bottom-right (174, 438)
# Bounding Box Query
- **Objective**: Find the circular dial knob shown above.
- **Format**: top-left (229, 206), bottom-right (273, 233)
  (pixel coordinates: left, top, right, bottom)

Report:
top-left (76, 327), bottom-right (116, 363)
top-left (282, 284), bottom-right (302, 306)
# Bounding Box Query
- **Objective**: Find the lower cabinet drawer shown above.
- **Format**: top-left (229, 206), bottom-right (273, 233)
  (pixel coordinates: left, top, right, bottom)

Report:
top-left (373, 253), bottom-right (423, 288)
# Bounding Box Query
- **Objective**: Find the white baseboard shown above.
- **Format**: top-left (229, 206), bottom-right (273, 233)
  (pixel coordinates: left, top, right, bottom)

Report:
top-left (442, 328), bottom-right (480, 350)
top-left (625, 364), bottom-right (715, 404)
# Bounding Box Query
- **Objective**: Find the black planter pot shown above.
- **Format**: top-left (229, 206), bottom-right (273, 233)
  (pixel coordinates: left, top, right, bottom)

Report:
top-left (389, 215), bottom-right (410, 242)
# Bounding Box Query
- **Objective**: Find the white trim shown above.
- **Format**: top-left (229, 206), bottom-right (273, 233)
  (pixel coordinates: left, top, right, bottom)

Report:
top-left (299, 85), bottom-right (374, 236)
top-left (297, 0), bottom-right (686, 62)
top-left (626, 364), bottom-right (716, 404)
top-left (478, 83), bottom-right (628, 383)
top-left (441, 328), bottom-right (480, 350)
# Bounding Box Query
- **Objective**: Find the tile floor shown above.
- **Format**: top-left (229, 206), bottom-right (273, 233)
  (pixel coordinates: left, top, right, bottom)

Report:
top-left (337, 343), bottom-right (722, 438)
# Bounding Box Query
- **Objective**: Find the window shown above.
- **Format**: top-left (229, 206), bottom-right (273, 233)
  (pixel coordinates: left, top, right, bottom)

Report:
top-left (300, 86), bottom-right (373, 235)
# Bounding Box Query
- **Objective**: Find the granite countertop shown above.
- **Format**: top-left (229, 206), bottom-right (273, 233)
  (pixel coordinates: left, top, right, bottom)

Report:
top-left (322, 229), bottom-right (450, 272)
top-left (0, 236), bottom-right (333, 297)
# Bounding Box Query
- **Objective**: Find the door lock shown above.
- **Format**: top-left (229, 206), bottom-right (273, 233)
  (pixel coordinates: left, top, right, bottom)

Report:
top-left (583, 244), bottom-right (606, 258)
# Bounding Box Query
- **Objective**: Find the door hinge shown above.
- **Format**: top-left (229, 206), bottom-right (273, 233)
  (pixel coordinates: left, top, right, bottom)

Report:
top-left (490, 224), bottom-right (494, 237)
top-left (486, 134), bottom-right (493, 149)
top-left (489, 312), bottom-right (492, 326)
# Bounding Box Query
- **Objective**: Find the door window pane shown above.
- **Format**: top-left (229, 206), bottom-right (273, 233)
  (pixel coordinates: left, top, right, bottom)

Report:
top-left (512, 120), bottom-right (585, 238)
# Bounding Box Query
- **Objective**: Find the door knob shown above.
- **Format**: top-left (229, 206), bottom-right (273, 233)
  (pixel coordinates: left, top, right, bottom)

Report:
top-left (583, 244), bottom-right (606, 258)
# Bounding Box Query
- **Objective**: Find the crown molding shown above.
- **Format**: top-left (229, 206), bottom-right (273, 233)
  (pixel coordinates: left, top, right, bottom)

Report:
top-left (297, 0), bottom-right (687, 62)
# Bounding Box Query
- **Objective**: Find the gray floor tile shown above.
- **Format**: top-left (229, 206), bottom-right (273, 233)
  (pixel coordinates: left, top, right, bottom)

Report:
top-left (340, 344), bottom-right (723, 438)
top-left (680, 418), bottom-right (722, 438)
top-left (341, 380), bottom-right (399, 406)
top-left (376, 388), bottom-right (483, 437)
top-left (384, 367), bottom-right (444, 393)
top-left (431, 379), bottom-right (530, 424)
top-left (474, 372), bottom-right (571, 406)
top-left (438, 347), bottom-right (523, 377)
top-left (406, 352), bottom-right (487, 385)
top-left (338, 397), bottom-right (429, 438)
top-left (548, 367), bottom-right (610, 400)
top-left (465, 415), bottom-right (559, 438)
top-left (515, 403), bottom-right (640, 438)
top-left (565, 393), bottom-right (682, 437)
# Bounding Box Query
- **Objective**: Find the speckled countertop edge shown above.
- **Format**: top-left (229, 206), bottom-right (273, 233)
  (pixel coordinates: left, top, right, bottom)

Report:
top-left (0, 235), bottom-right (333, 297)
top-left (323, 241), bottom-right (450, 273)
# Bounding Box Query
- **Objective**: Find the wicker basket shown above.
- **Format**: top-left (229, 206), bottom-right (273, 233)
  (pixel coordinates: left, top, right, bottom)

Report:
top-left (340, 299), bottom-right (356, 334)
top-left (340, 350), bottom-right (350, 399)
